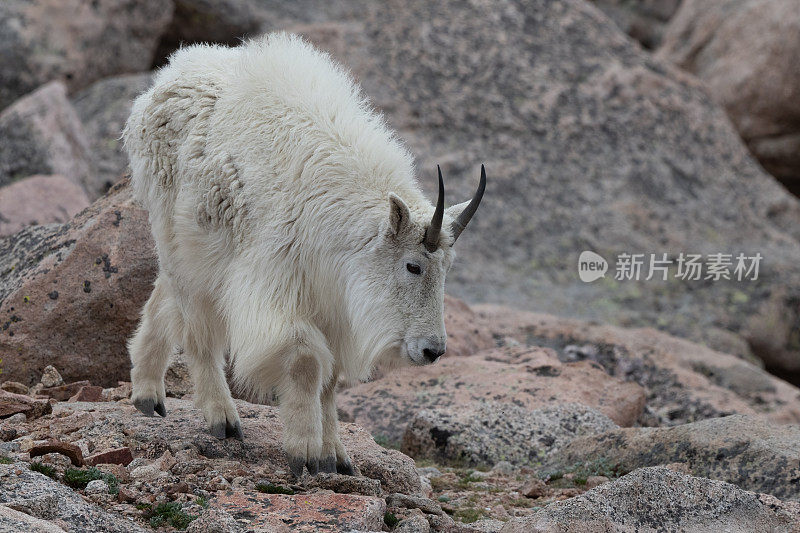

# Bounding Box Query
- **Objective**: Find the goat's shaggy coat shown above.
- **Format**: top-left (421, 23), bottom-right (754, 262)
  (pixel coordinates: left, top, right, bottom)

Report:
top-left (124, 33), bottom-right (483, 475)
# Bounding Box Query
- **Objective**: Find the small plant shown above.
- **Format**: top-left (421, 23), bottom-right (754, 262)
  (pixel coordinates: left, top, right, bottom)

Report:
top-left (255, 482), bottom-right (294, 495)
top-left (0, 455), bottom-right (13, 464)
top-left (146, 502), bottom-right (197, 530)
top-left (30, 462), bottom-right (57, 479)
top-left (63, 467), bottom-right (119, 494)
top-left (455, 470), bottom-right (483, 489)
top-left (373, 434), bottom-right (400, 450)
top-left (454, 507), bottom-right (485, 524)
top-left (196, 496), bottom-right (209, 508)
top-left (383, 512), bottom-right (399, 528)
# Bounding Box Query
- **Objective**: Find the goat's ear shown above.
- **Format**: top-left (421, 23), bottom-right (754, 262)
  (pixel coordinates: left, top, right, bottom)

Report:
top-left (388, 193), bottom-right (411, 235)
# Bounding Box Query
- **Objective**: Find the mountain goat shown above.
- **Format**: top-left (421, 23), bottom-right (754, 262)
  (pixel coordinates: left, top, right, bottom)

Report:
top-left (123, 33), bottom-right (485, 477)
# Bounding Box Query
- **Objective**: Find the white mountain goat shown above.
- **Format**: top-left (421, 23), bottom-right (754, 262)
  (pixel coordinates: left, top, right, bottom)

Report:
top-left (123, 33), bottom-right (485, 477)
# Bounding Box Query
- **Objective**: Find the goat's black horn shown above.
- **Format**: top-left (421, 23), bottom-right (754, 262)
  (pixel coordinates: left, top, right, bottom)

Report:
top-left (450, 164), bottom-right (486, 243)
top-left (423, 165), bottom-right (445, 252)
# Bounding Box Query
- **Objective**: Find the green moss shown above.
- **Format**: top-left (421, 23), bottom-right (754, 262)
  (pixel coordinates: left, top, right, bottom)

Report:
top-left (255, 482), bottom-right (294, 495)
top-left (384, 512), bottom-right (399, 528)
top-left (145, 502), bottom-right (197, 530)
top-left (196, 496), bottom-right (209, 509)
top-left (30, 462), bottom-right (57, 479)
top-left (63, 467), bottom-right (119, 494)
top-left (0, 456), bottom-right (13, 464)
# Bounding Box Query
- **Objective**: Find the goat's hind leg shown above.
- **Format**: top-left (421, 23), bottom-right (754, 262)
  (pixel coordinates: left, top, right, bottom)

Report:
top-left (129, 276), bottom-right (180, 417)
top-left (183, 304), bottom-right (242, 440)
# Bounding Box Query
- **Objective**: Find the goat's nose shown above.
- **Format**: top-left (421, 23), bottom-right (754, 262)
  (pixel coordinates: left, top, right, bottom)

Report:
top-left (423, 347), bottom-right (446, 362)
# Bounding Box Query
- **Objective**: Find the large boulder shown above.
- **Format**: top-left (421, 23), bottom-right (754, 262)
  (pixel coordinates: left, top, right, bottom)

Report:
top-left (0, 82), bottom-right (94, 193)
top-left (471, 303), bottom-right (800, 427)
top-left (0, 180), bottom-right (156, 387)
top-left (541, 415), bottom-right (800, 501)
top-left (338, 345), bottom-right (646, 444)
top-left (501, 466), bottom-right (800, 533)
top-left (286, 0), bottom-right (800, 377)
top-left (71, 73), bottom-right (154, 199)
top-left (0, 0), bottom-right (173, 110)
top-left (0, 175), bottom-right (89, 237)
top-left (402, 403), bottom-right (618, 468)
top-left (657, 0), bottom-right (800, 197)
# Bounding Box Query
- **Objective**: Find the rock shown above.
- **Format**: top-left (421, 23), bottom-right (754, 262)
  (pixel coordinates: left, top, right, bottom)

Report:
top-left (339, 346), bottom-right (644, 443)
top-left (386, 493), bottom-right (445, 516)
top-left (500, 467), bottom-right (800, 533)
top-left (542, 415), bottom-right (800, 501)
top-left (211, 491), bottom-right (386, 532)
top-left (584, 475), bottom-right (609, 489)
top-left (71, 73), bottom-right (154, 198)
top-left (0, 381), bottom-right (28, 395)
top-left (0, 180), bottom-right (157, 387)
top-left (85, 447), bottom-right (133, 467)
top-left (101, 382), bottom-right (132, 402)
top-left (403, 403), bottom-right (618, 467)
top-left (304, 473), bottom-right (382, 497)
top-left (38, 382), bottom-right (91, 402)
top-left (28, 440), bottom-right (83, 467)
top-left (520, 478), bottom-right (547, 499)
top-left (38, 366), bottom-right (63, 388)
top-left (0, 505), bottom-right (68, 533)
top-left (129, 464), bottom-right (162, 482)
top-left (67, 386), bottom-right (104, 403)
top-left (0, 175), bottom-right (89, 237)
top-left (0, 463), bottom-right (148, 532)
top-left (394, 514), bottom-right (431, 533)
top-left (83, 479), bottom-right (109, 495)
top-left (657, 0), bottom-right (800, 197)
top-left (0, 390), bottom-right (51, 420)
top-left (0, 0), bottom-right (173, 110)
top-left (288, 0), bottom-right (800, 377)
top-left (154, 0), bottom-right (262, 67)
top-left (470, 303), bottom-right (800, 427)
top-left (185, 508), bottom-right (243, 533)
top-left (0, 82), bottom-right (93, 193)
top-left (590, 0), bottom-right (681, 49)
top-left (164, 351), bottom-right (193, 398)
top-left (42, 398), bottom-right (421, 496)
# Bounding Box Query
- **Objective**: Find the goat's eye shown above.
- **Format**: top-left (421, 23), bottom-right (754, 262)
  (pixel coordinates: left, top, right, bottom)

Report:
top-left (406, 263), bottom-right (422, 275)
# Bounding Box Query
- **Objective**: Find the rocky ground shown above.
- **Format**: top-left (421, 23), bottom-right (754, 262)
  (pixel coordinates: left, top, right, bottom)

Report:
top-left (2, 292), bottom-right (800, 531)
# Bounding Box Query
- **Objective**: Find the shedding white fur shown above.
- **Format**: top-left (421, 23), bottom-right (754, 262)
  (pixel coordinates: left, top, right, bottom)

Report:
top-left (123, 33), bottom-right (484, 476)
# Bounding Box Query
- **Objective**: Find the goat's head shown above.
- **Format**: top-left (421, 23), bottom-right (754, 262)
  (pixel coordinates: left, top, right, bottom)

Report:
top-left (360, 165), bottom-right (486, 367)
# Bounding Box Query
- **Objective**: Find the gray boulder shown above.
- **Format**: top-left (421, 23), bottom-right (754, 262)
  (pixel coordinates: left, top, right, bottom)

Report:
top-left (71, 73), bottom-right (154, 198)
top-left (0, 82), bottom-right (93, 192)
top-left (0, 0), bottom-right (172, 110)
top-left (541, 415), bottom-right (800, 501)
top-left (501, 466), bottom-right (800, 533)
top-left (402, 403), bottom-right (618, 467)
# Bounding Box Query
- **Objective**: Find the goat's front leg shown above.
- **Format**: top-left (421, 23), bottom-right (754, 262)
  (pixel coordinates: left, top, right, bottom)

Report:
top-left (319, 375), bottom-right (355, 475)
top-left (277, 321), bottom-right (333, 478)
